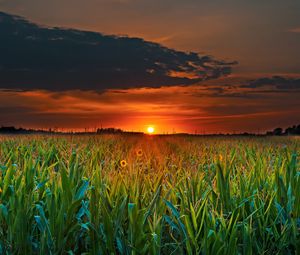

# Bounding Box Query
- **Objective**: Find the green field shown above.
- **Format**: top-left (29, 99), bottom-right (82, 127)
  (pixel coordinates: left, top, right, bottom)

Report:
top-left (0, 135), bottom-right (299, 254)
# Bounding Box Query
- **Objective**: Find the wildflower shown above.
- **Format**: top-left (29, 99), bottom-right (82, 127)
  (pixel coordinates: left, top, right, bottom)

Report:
top-left (120, 160), bottom-right (128, 168)
top-left (219, 154), bottom-right (223, 162)
top-left (0, 187), bottom-right (2, 194)
top-left (136, 149), bottom-right (143, 157)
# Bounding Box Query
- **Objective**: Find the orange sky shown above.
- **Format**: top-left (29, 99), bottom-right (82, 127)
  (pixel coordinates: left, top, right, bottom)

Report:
top-left (1, 74), bottom-right (300, 133)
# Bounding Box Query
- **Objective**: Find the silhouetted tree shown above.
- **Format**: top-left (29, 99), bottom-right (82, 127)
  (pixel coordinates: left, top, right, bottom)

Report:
top-left (273, 127), bottom-right (283, 136)
top-left (284, 125), bottom-right (300, 135)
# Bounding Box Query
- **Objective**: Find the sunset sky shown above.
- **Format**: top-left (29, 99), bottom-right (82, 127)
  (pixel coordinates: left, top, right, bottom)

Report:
top-left (0, 0), bottom-right (300, 133)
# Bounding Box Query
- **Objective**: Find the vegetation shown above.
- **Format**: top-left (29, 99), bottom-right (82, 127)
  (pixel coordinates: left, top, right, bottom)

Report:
top-left (0, 135), bottom-right (299, 254)
top-left (267, 125), bottom-right (300, 136)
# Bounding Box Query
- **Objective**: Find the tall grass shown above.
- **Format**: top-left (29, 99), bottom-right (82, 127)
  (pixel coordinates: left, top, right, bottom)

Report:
top-left (0, 135), bottom-right (299, 254)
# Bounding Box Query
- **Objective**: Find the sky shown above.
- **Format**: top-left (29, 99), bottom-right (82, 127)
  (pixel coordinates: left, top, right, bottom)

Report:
top-left (0, 0), bottom-right (300, 133)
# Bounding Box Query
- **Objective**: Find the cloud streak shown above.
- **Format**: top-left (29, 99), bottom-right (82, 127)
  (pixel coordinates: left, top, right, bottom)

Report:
top-left (243, 76), bottom-right (300, 91)
top-left (289, 27), bottom-right (300, 33)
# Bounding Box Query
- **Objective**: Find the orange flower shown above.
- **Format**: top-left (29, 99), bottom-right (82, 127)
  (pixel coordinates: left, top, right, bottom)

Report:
top-left (136, 149), bottom-right (143, 157)
top-left (120, 160), bottom-right (128, 168)
top-left (219, 154), bottom-right (223, 162)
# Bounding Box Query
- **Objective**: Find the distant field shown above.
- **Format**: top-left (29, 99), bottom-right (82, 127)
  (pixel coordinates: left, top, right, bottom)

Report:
top-left (0, 135), bottom-right (299, 254)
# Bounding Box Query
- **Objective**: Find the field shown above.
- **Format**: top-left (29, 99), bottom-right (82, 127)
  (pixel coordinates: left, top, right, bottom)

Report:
top-left (0, 134), bottom-right (299, 254)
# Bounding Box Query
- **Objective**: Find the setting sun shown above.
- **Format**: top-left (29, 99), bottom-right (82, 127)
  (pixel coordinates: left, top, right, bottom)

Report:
top-left (147, 126), bottom-right (154, 134)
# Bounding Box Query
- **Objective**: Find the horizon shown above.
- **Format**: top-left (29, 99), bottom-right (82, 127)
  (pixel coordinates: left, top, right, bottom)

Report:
top-left (1, 123), bottom-right (299, 136)
top-left (0, 1), bottom-right (300, 132)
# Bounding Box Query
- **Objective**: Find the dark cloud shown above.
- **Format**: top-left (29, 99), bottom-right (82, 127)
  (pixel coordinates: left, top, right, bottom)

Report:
top-left (243, 76), bottom-right (300, 90)
top-left (0, 105), bottom-right (35, 115)
top-left (0, 11), bottom-right (236, 91)
top-left (194, 76), bottom-right (300, 98)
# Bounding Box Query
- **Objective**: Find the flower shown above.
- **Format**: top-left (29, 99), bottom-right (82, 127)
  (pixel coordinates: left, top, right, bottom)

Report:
top-left (219, 154), bottom-right (223, 162)
top-left (136, 149), bottom-right (143, 157)
top-left (120, 160), bottom-right (128, 168)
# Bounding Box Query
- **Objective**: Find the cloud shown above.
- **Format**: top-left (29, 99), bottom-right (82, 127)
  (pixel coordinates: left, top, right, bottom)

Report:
top-left (289, 27), bottom-right (300, 33)
top-left (243, 76), bottom-right (300, 90)
top-left (0, 11), bottom-right (236, 91)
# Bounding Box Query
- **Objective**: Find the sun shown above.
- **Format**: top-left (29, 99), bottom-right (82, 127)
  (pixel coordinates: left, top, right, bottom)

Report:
top-left (147, 126), bottom-right (154, 134)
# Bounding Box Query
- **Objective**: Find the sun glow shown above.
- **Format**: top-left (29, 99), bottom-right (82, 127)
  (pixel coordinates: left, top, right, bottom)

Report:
top-left (147, 126), bottom-right (155, 134)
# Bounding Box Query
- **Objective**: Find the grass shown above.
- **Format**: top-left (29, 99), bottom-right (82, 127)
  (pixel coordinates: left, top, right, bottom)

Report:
top-left (0, 134), bottom-right (299, 254)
